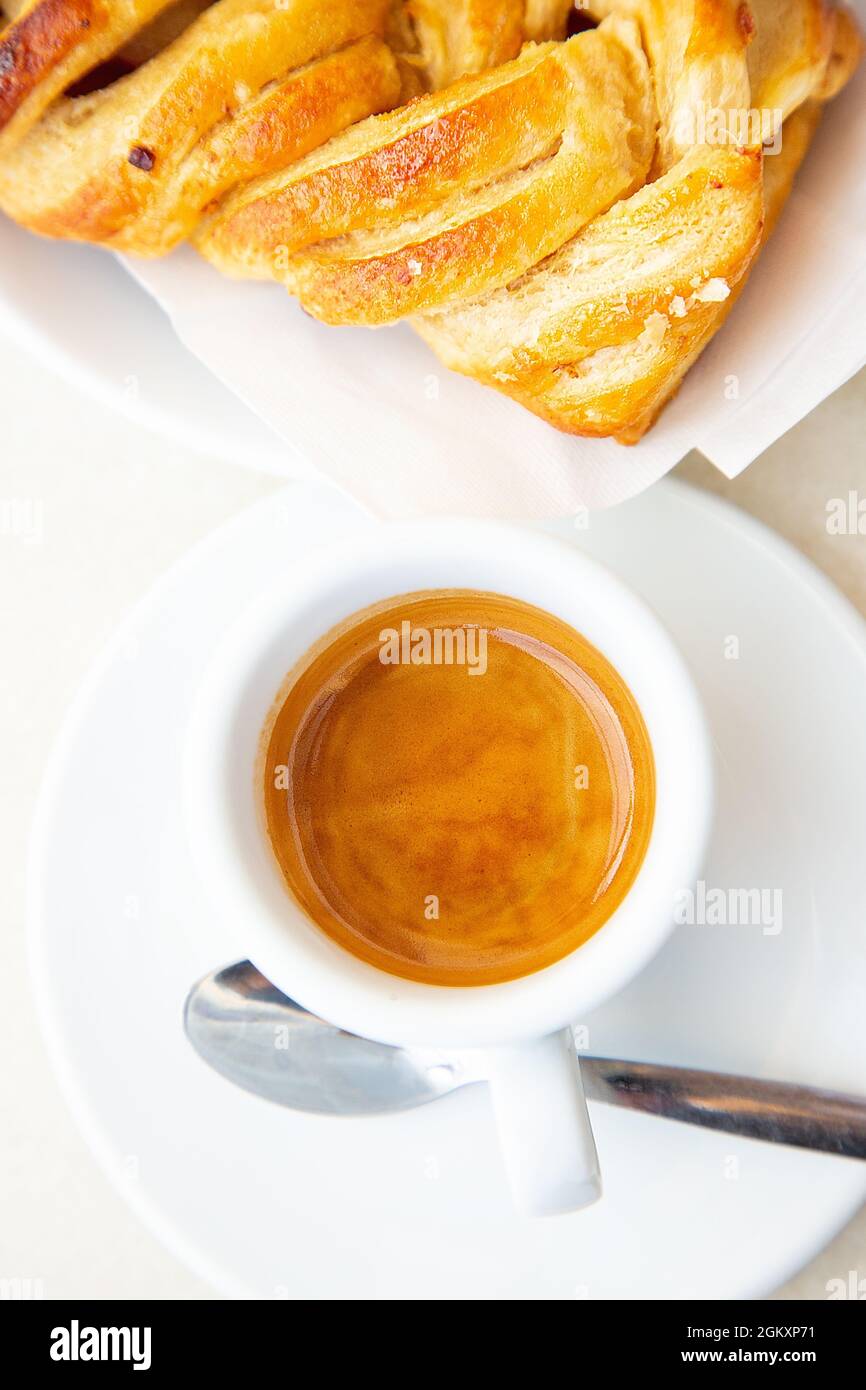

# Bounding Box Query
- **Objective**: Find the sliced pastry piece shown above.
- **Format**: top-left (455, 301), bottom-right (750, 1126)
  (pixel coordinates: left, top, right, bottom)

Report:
top-left (0, 0), bottom-right (400, 254)
top-left (196, 19), bottom-right (655, 324)
top-left (415, 0), bottom-right (861, 442)
top-left (584, 0), bottom-right (755, 174)
top-left (416, 143), bottom-right (765, 442)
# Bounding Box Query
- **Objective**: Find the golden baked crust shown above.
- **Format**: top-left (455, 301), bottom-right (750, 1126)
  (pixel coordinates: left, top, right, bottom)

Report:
top-left (196, 20), bottom-right (656, 323)
top-left (393, 0), bottom-right (524, 91)
top-left (418, 144), bottom-right (765, 442)
top-left (585, 1), bottom-right (754, 174)
top-left (746, 0), bottom-right (831, 120)
top-left (0, 0), bottom-right (861, 442)
top-left (386, 0), bottom-right (572, 94)
top-left (0, 0), bottom-right (401, 253)
top-left (413, 0), bottom-right (860, 441)
top-left (0, 0), bottom-right (177, 156)
top-left (815, 3), bottom-right (865, 99)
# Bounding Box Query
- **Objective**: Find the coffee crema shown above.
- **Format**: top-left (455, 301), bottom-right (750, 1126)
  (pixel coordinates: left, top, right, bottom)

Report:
top-left (262, 592), bottom-right (655, 986)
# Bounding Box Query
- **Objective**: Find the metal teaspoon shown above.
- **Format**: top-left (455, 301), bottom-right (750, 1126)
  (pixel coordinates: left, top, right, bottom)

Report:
top-left (184, 960), bottom-right (866, 1159)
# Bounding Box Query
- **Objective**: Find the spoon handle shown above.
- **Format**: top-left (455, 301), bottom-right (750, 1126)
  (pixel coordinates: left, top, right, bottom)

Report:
top-left (582, 1057), bottom-right (866, 1159)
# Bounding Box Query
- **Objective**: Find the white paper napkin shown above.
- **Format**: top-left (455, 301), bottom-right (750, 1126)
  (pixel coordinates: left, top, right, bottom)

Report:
top-left (123, 10), bottom-right (866, 519)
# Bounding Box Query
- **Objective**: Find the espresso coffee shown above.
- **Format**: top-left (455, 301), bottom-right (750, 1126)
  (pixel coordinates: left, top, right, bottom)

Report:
top-left (262, 592), bottom-right (654, 986)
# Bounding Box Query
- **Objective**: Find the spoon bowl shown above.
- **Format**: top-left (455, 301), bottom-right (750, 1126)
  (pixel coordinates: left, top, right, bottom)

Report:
top-left (184, 960), bottom-right (481, 1115)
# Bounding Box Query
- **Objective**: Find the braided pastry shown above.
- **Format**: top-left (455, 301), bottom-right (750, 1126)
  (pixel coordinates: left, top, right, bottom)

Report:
top-left (197, 18), bottom-right (656, 323)
top-left (418, 1), bottom-right (865, 440)
top-left (0, 0), bottom-right (405, 253)
top-left (0, 0), bottom-right (861, 444)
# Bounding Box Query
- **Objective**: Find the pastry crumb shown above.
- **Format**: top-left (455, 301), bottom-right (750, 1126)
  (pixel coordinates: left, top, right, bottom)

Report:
top-left (694, 278), bottom-right (730, 303)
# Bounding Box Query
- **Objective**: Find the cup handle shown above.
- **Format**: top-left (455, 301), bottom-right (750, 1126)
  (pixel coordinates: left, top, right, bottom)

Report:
top-left (485, 1029), bottom-right (602, 1217)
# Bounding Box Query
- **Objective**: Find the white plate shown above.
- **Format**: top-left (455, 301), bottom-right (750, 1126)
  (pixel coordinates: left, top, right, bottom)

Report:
top-left (0, 215), bottom-right (288, 472)
top-left (29, 479), bottom-right (866, 1300)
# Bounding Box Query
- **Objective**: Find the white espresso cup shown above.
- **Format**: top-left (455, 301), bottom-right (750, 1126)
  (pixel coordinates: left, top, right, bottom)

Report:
top-left (184, 520), bottom-right (713, 1217)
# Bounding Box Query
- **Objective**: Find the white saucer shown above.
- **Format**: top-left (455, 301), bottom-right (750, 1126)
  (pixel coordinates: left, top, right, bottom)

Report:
top-left (0, 215), bottom-right (288, 472)
top-left (29, 479), bottom-right (866, 1299)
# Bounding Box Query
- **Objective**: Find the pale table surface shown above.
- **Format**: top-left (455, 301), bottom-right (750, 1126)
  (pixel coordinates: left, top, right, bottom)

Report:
top-left (1, 333), bottom-right (864, 1301)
